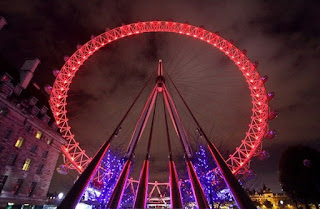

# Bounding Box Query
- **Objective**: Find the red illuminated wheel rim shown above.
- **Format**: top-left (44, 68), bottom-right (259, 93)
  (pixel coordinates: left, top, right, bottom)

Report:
top-left (50, 21), bottom-right (269, 180)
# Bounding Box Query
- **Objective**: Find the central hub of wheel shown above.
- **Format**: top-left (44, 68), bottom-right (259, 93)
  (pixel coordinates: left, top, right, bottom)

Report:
top-left (156, 76), bottom-right (165, 92)
top-left (156, 59), bottom-right (165, 92)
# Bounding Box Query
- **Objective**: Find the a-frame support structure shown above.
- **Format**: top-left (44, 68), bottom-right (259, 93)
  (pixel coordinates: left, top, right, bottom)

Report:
top-left (107, 60), bottom-right (209, 208)
top-left (59, 60), bottom-right (256, 209)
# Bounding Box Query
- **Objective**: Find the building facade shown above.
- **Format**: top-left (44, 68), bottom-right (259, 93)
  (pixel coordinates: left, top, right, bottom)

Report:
top-left (248, 185), bottom-right (320, 209)
top-left (0, 68), bottom-right (65, 207)
top-left (250, 190), bottom-right (291, 209)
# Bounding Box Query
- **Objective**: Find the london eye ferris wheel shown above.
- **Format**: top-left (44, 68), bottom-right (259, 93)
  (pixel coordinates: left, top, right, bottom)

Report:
top-left (49, 21), bottom-right (277, 209)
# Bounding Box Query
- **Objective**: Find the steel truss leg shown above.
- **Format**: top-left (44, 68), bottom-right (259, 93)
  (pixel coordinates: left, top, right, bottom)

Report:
top-left (58, 139), bottom-right (111, 209)
top-left (106, 160), bottom-right (132, 208)
top-left (169, 156), bottom-right (183, 208)
top-left (133, 158), bottom-right (149, 208)
top-left (185, 154), bottom-right (210, 209)
top-left (207, 140), bottom-right (256, 209)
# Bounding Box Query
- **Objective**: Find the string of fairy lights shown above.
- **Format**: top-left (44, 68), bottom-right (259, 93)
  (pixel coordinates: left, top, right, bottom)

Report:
top-left (84, 146), bottom-right (233, 207)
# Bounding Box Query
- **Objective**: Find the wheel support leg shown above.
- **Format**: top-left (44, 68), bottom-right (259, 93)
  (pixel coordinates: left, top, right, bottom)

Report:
top-left (207, 141), bottom-right (256, 209)
top-left (106, 160), bottom-right (132, 209)
top-left (57, 140), bottom-right (111, 209)
top-left (169, 157), bottom-right (183, 208)
top-left (133, 158), bottom-right (150, 208)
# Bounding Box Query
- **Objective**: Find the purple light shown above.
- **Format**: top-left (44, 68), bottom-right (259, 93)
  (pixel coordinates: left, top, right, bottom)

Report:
top-left (268, 110), bottom-right (279, 120)
top-left (261, 75), bottom-right (268, 83)
top-left (265, 130), bottom-right (277, 139)
top-left (180, 146), bottom-right (232, 206)
top-left (267, 92), bottom-right (275, 101)
top-left (84, 150), bottom-right (125, 206)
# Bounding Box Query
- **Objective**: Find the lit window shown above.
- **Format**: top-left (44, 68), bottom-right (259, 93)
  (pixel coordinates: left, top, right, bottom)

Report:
top-left (0, 107), bottom-right (8, 116)
top-left (47, 139), bottom-right (53, 145)
top-left (22, 158), bottom-right (31, 171)
top-left (35, 131), bottom-right (42, 139)
top-left (15, 137), bottom-right (24, 148)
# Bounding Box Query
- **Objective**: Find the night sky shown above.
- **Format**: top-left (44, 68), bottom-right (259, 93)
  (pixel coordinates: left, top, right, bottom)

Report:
top-left (1, 0), bottom-right (320, 195)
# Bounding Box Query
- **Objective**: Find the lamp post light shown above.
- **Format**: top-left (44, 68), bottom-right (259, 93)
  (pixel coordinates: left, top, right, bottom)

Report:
top-left (58, 192), bottom-right (64, 200)
top-left (279, 200), bottom-right (284, 209)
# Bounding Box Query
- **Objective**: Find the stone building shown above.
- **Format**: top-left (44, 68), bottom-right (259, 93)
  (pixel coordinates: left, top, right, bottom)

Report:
top-left (248, 184), bottom-right (314, 209)
top-left (0, 59), bottom-right (65, 207)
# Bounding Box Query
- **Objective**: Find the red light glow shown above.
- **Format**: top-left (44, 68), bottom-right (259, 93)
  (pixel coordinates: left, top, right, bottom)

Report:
top-left (49, 20), bottom-right (270, 178)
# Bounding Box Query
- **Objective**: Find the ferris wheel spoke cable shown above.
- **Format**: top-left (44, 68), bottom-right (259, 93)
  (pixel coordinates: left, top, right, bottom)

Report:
top-left (168, 44), bottom-right (207, 76)
top-left (165, 36), bottom-right (192, 72)
top-left (166, 72), bottom-right (223, 144)
top-left (168, 62), bottom-right (234, 101)
top-left (171, 50), bottom-right (211, 76)
top-left (171, 54), bottom-right (239, 83)
top-left (107, 72), bottom-right (156, 138)
top-left (164, 78), bottom-right (221, 142)
top-left (167, 38), bottom-right (215, 78)
top-left (166, 37), bottom-right (195, 75)
top-left (170, 48), bottom-right (207, 76)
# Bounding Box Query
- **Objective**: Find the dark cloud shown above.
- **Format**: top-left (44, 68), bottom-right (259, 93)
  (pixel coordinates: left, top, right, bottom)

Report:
top-left (1, 0), bottom-right (320, 195)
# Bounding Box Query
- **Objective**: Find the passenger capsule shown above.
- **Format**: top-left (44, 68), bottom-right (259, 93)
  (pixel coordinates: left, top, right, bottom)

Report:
top-left (261, 75), bottom-right (268, 83)
top-left (242, 49), bottom-right (247, 55)
top-left (52, 69), bottom-right (60, 77)
top-left (265, 130), bottom-right (277, 139)
top-left (64, 56), bottom-right (70, 62)
top-left (44, 85), bottom-right (52, 94)
top-left (267, 92), bottom-right (275, 101)
top-left (258, 150), bottom-right (270, 160)
top-left (56, 164), bottom-right (69, 175)
top-left (268, 110), bottom-right (279, 120)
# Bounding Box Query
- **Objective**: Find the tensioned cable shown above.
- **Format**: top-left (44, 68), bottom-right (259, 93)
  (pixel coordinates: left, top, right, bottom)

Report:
top-left (165, 71), bottom-right (211, 144)
top-left (145, 95), bottom-right (158, 156)
top-left (110, 73), bottom-right (154, 137)
top-left (162, 94), bottom-right (173, 157)
top-left (164, 79), bottom-right (202, 147)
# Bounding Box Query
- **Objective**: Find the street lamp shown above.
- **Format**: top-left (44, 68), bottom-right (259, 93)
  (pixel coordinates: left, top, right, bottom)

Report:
top-left (58, 192), bottom-right (64, 200)
top-left (279, 200), bottom-right (284, 209)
